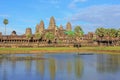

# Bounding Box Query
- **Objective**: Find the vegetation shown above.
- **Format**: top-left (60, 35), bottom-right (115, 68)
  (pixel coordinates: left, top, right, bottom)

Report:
top-left (95, 27), bottom-right (106, 40)
top-left (35, 32), bottom-right (41, 39)
top-left (65, 30), bottom-right (75, 43)
top-left (0, 46), bottom-right (120, 54)
top-left (45, 32), bottom-right (55, 43)
top-left (95, 27), bottom-right (120, 46)
top-left (74, 26), bottom-right (84, 41)
top-left (26, 34), bottom-right (32, 39)
top-left (3, 19), bottom-right (8, 35)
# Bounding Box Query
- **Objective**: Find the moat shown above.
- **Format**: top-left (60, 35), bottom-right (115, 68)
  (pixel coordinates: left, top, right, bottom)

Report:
top-left (0, 53), bottom-right (120, 80)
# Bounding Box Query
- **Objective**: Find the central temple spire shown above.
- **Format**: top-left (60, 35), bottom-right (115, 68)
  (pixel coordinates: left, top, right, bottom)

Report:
top-left (48, 16), bottom-right (56, 29)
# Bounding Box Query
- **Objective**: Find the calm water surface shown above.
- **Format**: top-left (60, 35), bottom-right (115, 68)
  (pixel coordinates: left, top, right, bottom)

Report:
top-left (0, 53), bottom-right (120, 80)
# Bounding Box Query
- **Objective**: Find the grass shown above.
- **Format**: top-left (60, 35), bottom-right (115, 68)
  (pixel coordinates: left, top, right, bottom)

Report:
top-left (0, 46), bottom-right (120, 54)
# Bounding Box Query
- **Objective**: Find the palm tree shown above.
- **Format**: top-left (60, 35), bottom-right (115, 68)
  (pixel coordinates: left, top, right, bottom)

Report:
top-left (3, 19), bottom-right (8, 35)
top-left (117, 28), bottom-right (120, 38)
top-left (116, 29), bottom-right (120, 45)
top-left (74, 26), bottom-right (84, 41)
top-left (105, 28), bottom-right (117, 46)
top-left (95, 27), bottom-right (106, 41)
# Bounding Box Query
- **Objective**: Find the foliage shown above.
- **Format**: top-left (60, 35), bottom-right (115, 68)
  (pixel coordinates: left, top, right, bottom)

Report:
top-left (26, 34), bottom-right (32, 39)
top-left (45, 32), bottom-right (54, 40)
top-left (3, 19), bottom-right (8, 35)
top-left (117, 29), bottom-right (120, 37)
top-left (65, 30), bottom-right (75, 38)
top-left (35, 33), bottom-right (41, 39)
top-left (3, 19), bottom-right (8, 25)
top-left (105, 28), bottom-right (117, 38)
top-left (95, 27), bottom-right (106, 38)
top-left (74, 26), bottom-right (84, 38)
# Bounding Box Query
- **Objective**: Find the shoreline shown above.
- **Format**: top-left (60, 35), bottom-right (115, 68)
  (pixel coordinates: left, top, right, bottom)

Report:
top-left (0, 47), bottom-right (120, 54)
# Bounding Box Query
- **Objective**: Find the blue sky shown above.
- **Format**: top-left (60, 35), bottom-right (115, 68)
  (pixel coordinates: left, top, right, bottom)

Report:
top-left (0, 0), bottom-right (120, 34)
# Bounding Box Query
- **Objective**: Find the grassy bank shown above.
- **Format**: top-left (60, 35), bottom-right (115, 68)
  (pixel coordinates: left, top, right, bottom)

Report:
top-left (0, 46), bottom-right (120, 54)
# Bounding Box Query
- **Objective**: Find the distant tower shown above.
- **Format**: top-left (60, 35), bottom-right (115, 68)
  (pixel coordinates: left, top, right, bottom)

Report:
top-left (59, 25), bottom-right (64, 30)
top-left (11, 30), bottom-right (17, 36)
top-left (35, 24), bottom-right (39, 33)
top-left (66, 22), bottom-right (72, 31)
top-left (48, 16), bottom-right (56, 29)
top-left (35, 20), bottom-right (45, 34)
top-left (39, 20), bottom-right (44, 33)
top-left (0, 32), bottom-right (2, 36)
top-left (25, 28), bottom-right (32, 35)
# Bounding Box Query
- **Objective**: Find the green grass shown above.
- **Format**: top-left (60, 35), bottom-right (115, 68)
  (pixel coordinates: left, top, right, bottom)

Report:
top-left (0, 46), bottom-right (120, 54)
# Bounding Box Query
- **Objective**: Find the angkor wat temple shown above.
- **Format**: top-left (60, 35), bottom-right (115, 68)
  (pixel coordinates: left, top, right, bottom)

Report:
top-left (0, 16), bottom-right (120, 47)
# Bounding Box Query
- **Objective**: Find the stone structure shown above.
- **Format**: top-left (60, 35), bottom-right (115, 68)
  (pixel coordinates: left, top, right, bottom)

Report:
top-left (66, 22), bottom-right (72, 31)
top-left (59, 25), bottom-right (64, 30)
top-left (48, 16), bottom-right (56, 29)
top-left (11, 31), bottom-right (17, 36)
top-left (35, 20), bottom-right (45, 34)
top-left (0, 16), bottom-right (119, 47)
top-left (25, 28), bottom-right (32, 36)
top-left (0, 32), bottom-right (2, 36)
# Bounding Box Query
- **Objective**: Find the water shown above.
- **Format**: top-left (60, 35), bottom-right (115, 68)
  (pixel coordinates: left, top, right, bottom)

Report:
top-left (0, 53), bottom-right (120, 80)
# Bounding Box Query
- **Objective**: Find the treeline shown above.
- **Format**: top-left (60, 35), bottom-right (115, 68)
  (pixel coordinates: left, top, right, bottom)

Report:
top-left (95, 27), bottom-right (120, 46)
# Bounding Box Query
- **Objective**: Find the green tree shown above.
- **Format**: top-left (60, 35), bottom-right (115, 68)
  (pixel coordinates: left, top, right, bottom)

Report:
top-left (95, 27), bottom-right (106, 41)
top-left (35, 33), bottom-right (41, 39)
top-left (26, 34), bottom-right (32, 39)
top-left (3, 19), bottom-right (8, 35)
top-left (74, 26), bottom-right (84, 41)
top-left (65, 30), bottom-right (75, 43)
top-left (105, 28), bottom-right (117, 46)
top-left (45, 32), bottom-right (54, 43)
top-left (117, 29), bottom-right (120, 37)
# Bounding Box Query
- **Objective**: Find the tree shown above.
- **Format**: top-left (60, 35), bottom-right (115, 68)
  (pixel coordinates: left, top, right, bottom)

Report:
top-left (74, 26), bottom-right (84, 41)
top-left (117, 29), bottom-right (120, 45)
top-left (3, 19), bottom-right (8, 35)
top-left (117, 29), bottom-right (120, 38)
top-left (95, 27), bottom-right (106, 41)
top-left (45, 32), bottom-right (54, 44)
top-left (26, 34), bottom-right (32, 39)
top-left (35, 32), bottom-right (41, 39)
top-left (105, 28), bottom-right (117, 46)
top-left (65, 30), bottom-right (75, 43)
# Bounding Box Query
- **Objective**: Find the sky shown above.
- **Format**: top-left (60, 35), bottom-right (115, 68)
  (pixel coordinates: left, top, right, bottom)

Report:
top-left (0, 0), bottom-right (120, 35)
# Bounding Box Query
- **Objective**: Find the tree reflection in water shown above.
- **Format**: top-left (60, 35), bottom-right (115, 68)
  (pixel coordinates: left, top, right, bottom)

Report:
top-left (67, 60), bottom-right (72, 74)
top-left (1, 53), bottom-right (120, 80)
top-left (97, 54), bottom-right (120, 73)
top-left (74, 57), bottom-right (84, 78)
top-left (49, 58), bottom-right (56, 80)
top-left (25, 60), bottom-right (32, 75)
top-left (36, 59), bottom-right (45, 80)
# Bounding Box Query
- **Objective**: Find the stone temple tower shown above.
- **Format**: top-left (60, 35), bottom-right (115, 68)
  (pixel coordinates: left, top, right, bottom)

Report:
top-left (48, 16), bottom-right (56, 29)
top-left (35, 20), bottom-right (45, 34)
top-left (66, 22), bottom-right (72, 31)
top-left (25, 28), bottom-right (32, 35)
top-left (39, 20), bottom-right (44, 33)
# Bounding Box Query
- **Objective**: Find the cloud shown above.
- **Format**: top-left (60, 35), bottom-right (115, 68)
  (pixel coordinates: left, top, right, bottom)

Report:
top-left (68, 5), bottom-right (120, 28)
top-left (68, 0), bottom-right (87, 9)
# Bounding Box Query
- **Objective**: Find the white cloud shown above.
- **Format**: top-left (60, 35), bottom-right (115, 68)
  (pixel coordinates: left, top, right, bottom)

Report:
top-left (68, 5), bottom-right (120, 28)
top-left (68, 0), bottom-right (87, 9)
